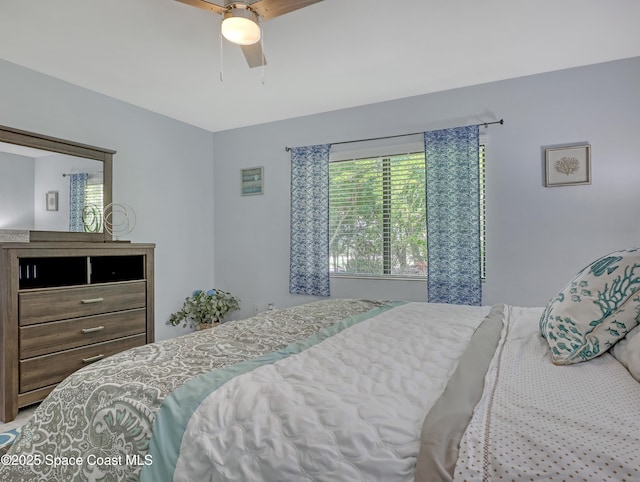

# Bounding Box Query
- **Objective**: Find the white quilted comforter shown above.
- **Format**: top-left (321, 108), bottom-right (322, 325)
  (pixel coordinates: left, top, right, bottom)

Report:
top-left (144, 302), bottom-right (490, 481)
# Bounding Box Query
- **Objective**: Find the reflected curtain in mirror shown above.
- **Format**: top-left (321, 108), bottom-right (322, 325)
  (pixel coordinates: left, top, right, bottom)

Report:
top-left (68, 173), bottom-right (88, 232)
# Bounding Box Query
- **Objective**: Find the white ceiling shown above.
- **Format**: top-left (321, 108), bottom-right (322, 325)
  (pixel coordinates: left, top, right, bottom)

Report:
top-left (1, 0), bottom-right (639, 133)
top-left (0, 141), bottom-right (54, 158)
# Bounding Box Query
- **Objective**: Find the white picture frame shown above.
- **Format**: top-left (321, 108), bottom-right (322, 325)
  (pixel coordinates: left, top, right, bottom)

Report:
top-left (544, 144), bottom-right (591, 187)
top-left (46, 191), bottom-right (59, 211)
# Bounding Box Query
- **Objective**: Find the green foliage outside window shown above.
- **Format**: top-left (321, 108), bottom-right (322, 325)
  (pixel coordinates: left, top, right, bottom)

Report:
top-left (329, 153), bottom-right (427, 277)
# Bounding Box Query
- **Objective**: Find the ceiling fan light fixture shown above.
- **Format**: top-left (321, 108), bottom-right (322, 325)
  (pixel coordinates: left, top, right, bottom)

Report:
top-left (221, 7), bottom-right (261, 45)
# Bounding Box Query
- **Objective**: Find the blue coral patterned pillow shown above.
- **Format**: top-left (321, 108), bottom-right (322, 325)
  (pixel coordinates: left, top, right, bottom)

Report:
top-left (611, 324), bottom-right (640, 382)
top-left (540, 248), bottom-right (640, 365)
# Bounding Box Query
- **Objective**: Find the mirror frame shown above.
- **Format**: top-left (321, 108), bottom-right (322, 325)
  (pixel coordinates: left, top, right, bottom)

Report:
top-left (0, 124), bottom-right (114, 242)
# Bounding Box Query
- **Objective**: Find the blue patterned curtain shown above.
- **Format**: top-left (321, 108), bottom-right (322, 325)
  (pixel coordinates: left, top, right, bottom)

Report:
top-left (289, 144), bottom-right (331, 296)
top-left (69, 173), bottom-right (88, 232)
top-left (424, 125), bottom-right (481, 305)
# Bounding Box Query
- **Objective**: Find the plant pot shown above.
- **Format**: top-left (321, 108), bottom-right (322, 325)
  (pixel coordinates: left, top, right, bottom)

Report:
top-left (198, 322), bottom-right (219, 330)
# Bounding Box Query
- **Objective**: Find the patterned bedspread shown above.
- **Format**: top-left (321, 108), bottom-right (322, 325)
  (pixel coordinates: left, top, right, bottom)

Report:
top-left (0, 299), bottom-right (387, 481)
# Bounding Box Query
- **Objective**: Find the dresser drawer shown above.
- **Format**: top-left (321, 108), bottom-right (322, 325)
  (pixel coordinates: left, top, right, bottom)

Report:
top-left (20, 309), bottom-right (147, 359)
top-left (19, 334), bottom-right (146, 393)
top-left (19, 281), bottom-right (146, 326)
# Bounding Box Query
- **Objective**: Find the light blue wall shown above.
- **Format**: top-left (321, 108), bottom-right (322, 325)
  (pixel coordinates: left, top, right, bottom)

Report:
top-left (0, 151), bottom-right (34, 229)
top-left (0, 59), bottom-right (215, 341)
top-left (213, 57), bottom-right (640, 316)
top-left (2, 56), bottom-right (638, 331)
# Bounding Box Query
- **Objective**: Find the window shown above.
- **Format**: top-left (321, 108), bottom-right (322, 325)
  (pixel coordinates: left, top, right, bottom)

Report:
top-left (82, 175), bottom-right (103, 232)
top-left (329, 144), bottom-right (486, 278)
top-left (329, 152), bottom-right (427, 277)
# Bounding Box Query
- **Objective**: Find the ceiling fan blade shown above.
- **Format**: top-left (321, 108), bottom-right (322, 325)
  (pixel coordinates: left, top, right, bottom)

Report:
top-left (241, 42), bottom-right (266, 68)
top-left (174, 0), bottom-right (226, 15)
top-left (249, 0), bottom-right (323, 20)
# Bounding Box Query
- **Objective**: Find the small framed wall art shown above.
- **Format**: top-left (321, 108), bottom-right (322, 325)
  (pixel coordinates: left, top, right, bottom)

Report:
top-left (46, 191), bottom-right (59, 211)
top-left (241, 166), bottom-right (264, 196)
top-left (544, 144), bottom-right (591, 187)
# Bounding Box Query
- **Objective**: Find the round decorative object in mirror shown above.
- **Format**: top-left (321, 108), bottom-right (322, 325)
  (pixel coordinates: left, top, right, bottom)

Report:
top-left (82, 205), bottom-right (103, 233)
top-left (104, 202), bottom-right (136, 239)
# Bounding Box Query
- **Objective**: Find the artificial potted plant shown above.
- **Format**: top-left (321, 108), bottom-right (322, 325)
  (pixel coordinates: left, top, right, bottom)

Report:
top-left (167, 289), bottom-right (240, 330)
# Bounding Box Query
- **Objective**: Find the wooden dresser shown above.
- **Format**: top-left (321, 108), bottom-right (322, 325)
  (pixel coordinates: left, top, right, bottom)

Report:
top-left (0, 242), bottom-right (154, 422)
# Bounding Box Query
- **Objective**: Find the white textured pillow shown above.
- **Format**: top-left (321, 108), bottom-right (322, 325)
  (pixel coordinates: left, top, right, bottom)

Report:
top-left (540, 248), bottom-right (640, 365)
top-left (611, 324), bottom-right (640, 382)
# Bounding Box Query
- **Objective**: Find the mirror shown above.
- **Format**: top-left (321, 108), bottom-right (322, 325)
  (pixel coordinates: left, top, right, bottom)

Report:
top-left (0, 124), bottom-right (113, 242)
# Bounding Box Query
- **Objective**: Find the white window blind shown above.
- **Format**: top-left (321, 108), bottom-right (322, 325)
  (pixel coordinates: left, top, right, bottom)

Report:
top-left (85, 175), bottom-right (103, 210)
top-left (85, 184), bottom-right (103, 208)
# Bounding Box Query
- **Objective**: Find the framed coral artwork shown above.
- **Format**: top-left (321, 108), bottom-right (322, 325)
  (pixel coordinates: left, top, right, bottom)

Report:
top-left (46, 191), bottom-right (59, 211)
top-left (544, 144), bottom-right (591, 187)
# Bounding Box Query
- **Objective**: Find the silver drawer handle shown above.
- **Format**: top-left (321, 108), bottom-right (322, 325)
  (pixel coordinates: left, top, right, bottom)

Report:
top-left (82, 354), bottom-right (105, 364)
top-left (81, 297), bottom-right (104, 304)
top-left (81, 326), bottom-right (105, 334)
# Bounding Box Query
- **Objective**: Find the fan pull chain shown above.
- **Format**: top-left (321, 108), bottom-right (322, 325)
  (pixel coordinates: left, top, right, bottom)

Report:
top-left (260, 25), bottom-right (265, 85)
top-left (219, 29), bottom-right (224, 82)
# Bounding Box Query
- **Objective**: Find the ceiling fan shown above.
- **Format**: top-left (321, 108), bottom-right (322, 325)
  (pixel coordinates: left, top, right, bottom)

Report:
top-left (175, 0), bottom-right (324, 68)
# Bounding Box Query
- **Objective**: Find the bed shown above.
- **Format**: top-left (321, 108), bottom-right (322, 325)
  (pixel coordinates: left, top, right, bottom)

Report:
top-left (1, 249), bottom-right (640, 481)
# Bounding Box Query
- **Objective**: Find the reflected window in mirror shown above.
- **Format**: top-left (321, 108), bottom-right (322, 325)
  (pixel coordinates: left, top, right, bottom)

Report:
top-left (84, 174), bottom-right (104, 232)
top-left (67, 171), bottom-right (104, 233)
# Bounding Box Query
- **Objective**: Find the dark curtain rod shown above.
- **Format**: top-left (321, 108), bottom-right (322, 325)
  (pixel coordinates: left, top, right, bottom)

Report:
top-left (285, 119), bottom-right (504, 152)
